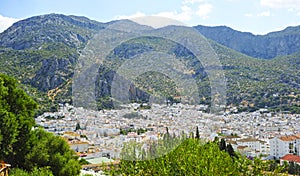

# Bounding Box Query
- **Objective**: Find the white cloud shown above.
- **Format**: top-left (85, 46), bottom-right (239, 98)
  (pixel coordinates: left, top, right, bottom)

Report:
top-left (155, 5), bottom-right (193, 21)
top-left (244, 13), bottom-right (254, 17)
top-left (0, 15), bottom-right (20, 33)
top-left (196, 3), bottom-right (213, 19)
top-left (115, 5), bottom-right (194, 23)
top-left (115, 0), bottom-right (213, 26)
top-left (257, 11), bottom-right (271, 17)
top-left (183, 0), bottom-right (205, 4)
top-left (260, 0), bottom-right (300, 9)
top-left (115, 12), bottom-right (146, 20)
top-left (244, 11), bottom-right (271, 17)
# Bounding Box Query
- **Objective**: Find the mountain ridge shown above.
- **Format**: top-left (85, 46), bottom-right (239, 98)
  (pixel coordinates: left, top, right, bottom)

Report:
top-left (194, 24), bottom-right (300, 59)
top-left (0, 13), bottom-right (299, 113)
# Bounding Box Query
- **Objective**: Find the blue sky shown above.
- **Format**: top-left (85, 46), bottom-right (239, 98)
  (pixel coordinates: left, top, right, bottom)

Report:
top-left (0, 0), bottom-right (300, 34)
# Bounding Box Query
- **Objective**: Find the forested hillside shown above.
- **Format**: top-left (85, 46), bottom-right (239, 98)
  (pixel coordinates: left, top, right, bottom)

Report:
top-left (0, 13), bottom-right (299, 113)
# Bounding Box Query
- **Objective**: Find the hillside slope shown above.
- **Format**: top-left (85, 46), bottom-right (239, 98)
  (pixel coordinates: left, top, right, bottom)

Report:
top-left (0, 14), bottom-right (299, 113)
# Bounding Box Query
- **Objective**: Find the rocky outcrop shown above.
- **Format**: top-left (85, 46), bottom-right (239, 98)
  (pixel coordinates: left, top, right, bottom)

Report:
top-left (31, 56), bottom-right (76, 91)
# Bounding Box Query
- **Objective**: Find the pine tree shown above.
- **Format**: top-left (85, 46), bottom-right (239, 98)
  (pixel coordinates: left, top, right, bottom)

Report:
top-left (75, 122), bottom-right (81, 131)
top-left (219, 138), bottom-right (226, 151)
top-left (226, 143), bottom-right (235, 157)
top-left (195, 126), bottom-right (200, 139)
top-left (0, 74), bottom-right (37, 167)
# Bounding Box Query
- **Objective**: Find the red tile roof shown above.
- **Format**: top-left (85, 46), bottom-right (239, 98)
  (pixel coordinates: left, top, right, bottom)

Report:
top-left (281, 154), bottom-right (300, 163)
top-left (279, 135), bottom-right (300, 141)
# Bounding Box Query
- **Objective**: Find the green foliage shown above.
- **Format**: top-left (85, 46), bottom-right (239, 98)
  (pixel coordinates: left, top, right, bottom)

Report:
top-left (113, 138), bottom-right (239, 175)
top-left (10, 167), bottom-right (54, 176)
top-left (120, 128), bottom-right (147, 135)
top-left (134, 71), bottom-right (180, 100)
top-left (208, 41), bottom-right (300, 112)
top-left (284, 161), bottom-right (300, 175)
top-left (0, 74), bottom-right (81, 176)
top-left (111, 136), bottom-right (286, 176)
top-left (25, 128), bottom-right (81, 176)
top-left (79, 158), bottom-right (90, 165)
top-left (0, 74), bottom-right (37, 166)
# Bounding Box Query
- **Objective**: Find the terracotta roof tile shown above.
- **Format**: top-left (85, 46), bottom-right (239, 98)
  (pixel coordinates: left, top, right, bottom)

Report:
top-left (279, 135), bottom-right (300, 141)
top-left (237, 146), bottom-right (247, 150)
top-left (281, 154), bottom-right (300, 163)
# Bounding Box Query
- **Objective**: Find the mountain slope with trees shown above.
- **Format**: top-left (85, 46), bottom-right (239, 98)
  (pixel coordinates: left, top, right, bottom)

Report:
top-left (0, 14), bottom-right (299, 113)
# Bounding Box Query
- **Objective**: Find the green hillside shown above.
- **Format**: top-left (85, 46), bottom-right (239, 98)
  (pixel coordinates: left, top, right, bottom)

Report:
top-left (0, 14), bottom-right (299, 113)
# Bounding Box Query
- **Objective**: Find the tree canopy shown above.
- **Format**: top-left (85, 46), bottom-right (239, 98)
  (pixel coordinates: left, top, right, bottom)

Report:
top-left (0, 74), bottom-right (37, 166)
top-left (0, 74), bottom-right (81, 176)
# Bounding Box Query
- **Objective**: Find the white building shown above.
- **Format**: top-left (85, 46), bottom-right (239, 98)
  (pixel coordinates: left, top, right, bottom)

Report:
top-left (236, 138), bottom-right (268, 156)
top-left (269, 134), bottom-right (300, 159)
top-left (69, 141), bottom-right (89, 153)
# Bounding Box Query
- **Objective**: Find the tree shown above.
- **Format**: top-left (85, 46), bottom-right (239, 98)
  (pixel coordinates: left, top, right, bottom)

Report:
top-left (75, 122), bottom-right (81, 131)
top-left (10, 167), bottom-right (54, 176)
top-left (166, 127), bottom-right (169, 136)
top-left (0, 74), bottom-right (37, 167)
top-left (25, 128), bottom-right (81, 176)
top-left (219, 138), bottom-right (226, 151)
top-left (226, 143), bottom-right (236, 157)
top-left (195, 126), bottom-right (200, 139)
top-left (116, 138), bottom-right (243, 175)
top-left (0, 74), bottom-right (81, 175)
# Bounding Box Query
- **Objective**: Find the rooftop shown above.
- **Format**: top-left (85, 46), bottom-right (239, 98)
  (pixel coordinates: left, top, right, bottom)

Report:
top-left (237, 138), bottom-right (260, 143)
top-left (279, 135), bottom-right (300, 141)
top-left (281, 154), bottom-right (300, 163)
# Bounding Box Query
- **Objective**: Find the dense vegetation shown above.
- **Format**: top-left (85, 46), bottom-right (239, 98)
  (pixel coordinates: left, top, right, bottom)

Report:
top-left (0, 74), bottom-right (81, 176)
top-left (110, 133), bottom-right (286, 176)
top-left (211, 42), bottom-right (300, 113)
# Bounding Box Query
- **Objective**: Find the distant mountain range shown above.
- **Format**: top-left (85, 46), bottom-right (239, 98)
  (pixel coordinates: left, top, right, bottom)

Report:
top-left (195, 25), bottom-right (300, 59)
top-left (0, 13), bottom-right (299, 114)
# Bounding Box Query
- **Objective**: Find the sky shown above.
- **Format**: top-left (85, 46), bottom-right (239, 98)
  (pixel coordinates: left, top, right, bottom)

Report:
top-left (0, 0), bottom-right (300, 34)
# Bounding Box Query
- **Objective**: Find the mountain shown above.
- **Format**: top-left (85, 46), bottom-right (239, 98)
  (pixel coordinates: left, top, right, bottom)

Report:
top-left (0, 13), bottom-right (299, 114)
top-left (0, 14), bottom-right (107, 112)
top-left (0, 14), bottom-right (106, 50)
top-left (194, 25), bottom-right (300, 59)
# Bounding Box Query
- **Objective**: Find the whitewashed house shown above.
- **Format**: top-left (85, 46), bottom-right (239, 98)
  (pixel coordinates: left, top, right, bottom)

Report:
top-left (69, 141), bottom-right (89, 153)
top-left (236, 137), bottom-right (268, 156)
top-left (269, 134), bottom-right (300, 159)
